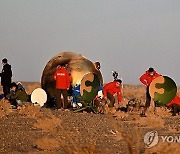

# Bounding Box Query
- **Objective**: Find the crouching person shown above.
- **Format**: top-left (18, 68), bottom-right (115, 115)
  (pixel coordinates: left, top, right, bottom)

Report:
top-left (167, 95), bottom-right (180, 116)
top-left (103, 79), bottom-right (122, 108)
top-left (6, 82), bottom-right (28, 108)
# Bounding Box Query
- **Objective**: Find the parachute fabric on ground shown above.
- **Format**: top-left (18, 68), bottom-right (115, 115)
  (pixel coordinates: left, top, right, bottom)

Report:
top-left (149, 76), bottom-right (177, 106)
top-left (31, 88), bottom-right (47, 107)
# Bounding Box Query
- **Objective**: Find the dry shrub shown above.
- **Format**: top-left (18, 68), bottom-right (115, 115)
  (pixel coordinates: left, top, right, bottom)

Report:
top-left (101, 104), bottom-right (110, 114)
top-left (35, 136), bottom-right (60, 151)
top-left (63, 143), bottom-right (99, 154)
top-left (25, 82), bottom-right (41, 94)
top-left (109, 107), bottom-right (117, 114)
top-left (131, 104), bottom-right (165, 128)
top-left (40, 108), bottom-right (55, 118)
top-left (120, 127), bottom-right (142, 154)
top-left (155, 107), bottom-right (171, 117)
top-left (109, 130), bottom-right (124, 141)
top-left (120, 98), bottom-right (129, 107)
top-left (97, 100), bottom-right (108, 114)
top-left (145, 142), bottom-right (180, 154)
top-left (35, 125), bottom-right (99, 153)
top-left (78, 143), bottom-right (97, 154)
top-left (98, 104), bottom-right (117, 114)
top-left (97, 98), bottom-right (120, 114)
top-left (36, 138), bottom-right (99, 154)
top-left (32, 107), bottom-right (62, 132)
top-left (18, 103), bottom-right (43, 118)
top-left (113, 111), bottom-right (128, 119)
top-left (34, 118), bottom-right (100, 153)
top-left (123, 85), bottom-right (145, 100)
top-left (167, 125), bottom-right (180, 133)
top-left (0, 99), bottom-right (12, 117)
top-left (108, 123), bottom-right (142, 154)
top-left (137, 114), bottom-right (164, 128)
top-left (124, 91), bottom-right (136, 100)
top-left (34, 116), bottom-right (61, 132)
top-left (123, 107), bottom-right (165, 128)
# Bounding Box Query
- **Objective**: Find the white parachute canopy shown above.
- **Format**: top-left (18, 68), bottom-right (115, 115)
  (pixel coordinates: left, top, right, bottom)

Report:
top-left (31, 88), bottom-right (47, 107)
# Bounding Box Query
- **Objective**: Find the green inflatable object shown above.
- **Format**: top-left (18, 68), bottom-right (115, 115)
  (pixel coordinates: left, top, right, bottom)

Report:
top-left (80, 73), bottom-right (100, 102)
top-left (149, 76), bottom-right (177, 106)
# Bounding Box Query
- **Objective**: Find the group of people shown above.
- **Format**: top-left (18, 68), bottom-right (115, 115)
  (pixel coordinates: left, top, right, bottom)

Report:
top-left (53, 63), bottom-right (180, 116)
top-left (0, 58), bottom-right (28, 108)
top-left (0, 58), bottom-right (180, 116)
top-left (53, 62), bottom-right (123, 110)
top-left (140, 67), bottom-right (180, 116)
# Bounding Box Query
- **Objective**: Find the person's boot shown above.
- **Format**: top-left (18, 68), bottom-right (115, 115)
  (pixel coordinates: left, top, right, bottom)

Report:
top-left (72, 102), bottom-right (77, 111)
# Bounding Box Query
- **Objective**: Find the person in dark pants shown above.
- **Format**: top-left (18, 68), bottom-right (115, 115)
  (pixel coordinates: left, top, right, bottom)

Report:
top-left (103, 79), bottom-right (122, 108)
top-left (139, 67), bottom-right (161, 117)
top-left (6, 82), bottom-right (28, 108)
top-left (0, 58), bottom-right (12, 98)
top-left (145, 85), bottom-right (151, 109)
top-left (54, 63), bottom-right (70, 109)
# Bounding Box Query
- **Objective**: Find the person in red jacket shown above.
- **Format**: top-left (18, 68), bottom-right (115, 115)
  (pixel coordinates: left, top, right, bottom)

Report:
top-left (103, 79), bottom-right (122, 108)
top-left (54, 63), bottom-right (70, 109)
top-left (139, 67), bottom-right (161, 116)
top-left (167, 95), bottom-right (180, 116)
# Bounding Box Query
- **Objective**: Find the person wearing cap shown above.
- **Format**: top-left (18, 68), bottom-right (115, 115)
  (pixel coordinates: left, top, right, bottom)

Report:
top-left (139, 67), bottom-right (161, 116)
top-left (103, 79), bottom-right (122, 108)
top-left (0, 58), bottom-right (12, 97)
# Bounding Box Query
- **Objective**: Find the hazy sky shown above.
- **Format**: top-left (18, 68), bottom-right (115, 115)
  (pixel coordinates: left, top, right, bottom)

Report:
top-left (0, 0), bottom-right (180, 85)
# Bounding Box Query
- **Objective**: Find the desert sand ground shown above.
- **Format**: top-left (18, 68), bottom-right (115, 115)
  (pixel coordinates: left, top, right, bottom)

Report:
top-left (0, 82), bottom-right (180, 154)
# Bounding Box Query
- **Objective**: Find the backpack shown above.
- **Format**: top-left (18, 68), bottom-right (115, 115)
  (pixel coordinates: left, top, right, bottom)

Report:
top-left (16, 82), bottom-right (25, 92)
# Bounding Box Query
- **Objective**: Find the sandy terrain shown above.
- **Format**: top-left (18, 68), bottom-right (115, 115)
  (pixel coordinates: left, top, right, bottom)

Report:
top-left (0, 82), bottom-right (180, 154)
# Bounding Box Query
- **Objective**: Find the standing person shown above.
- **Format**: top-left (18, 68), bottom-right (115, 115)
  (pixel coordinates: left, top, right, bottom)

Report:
top-left (0, 58), bottom-right (12, 97)
top-left (54, 63), bottom-right (70, 109)
top-left (103, 79), bottom-right (122, 108)
top-left (139, 67), bottom-right (161, 116)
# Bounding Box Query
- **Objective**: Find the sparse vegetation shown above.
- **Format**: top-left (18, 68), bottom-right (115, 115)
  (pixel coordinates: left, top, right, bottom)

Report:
top-left (0, 99), bottom-right (12, 117)
top-left (0, 82), bottom-right (179, 153)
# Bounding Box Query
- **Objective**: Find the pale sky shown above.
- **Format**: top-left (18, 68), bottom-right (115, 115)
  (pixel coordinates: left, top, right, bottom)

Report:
top-left (0, 0), bottom-right (180, 85)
